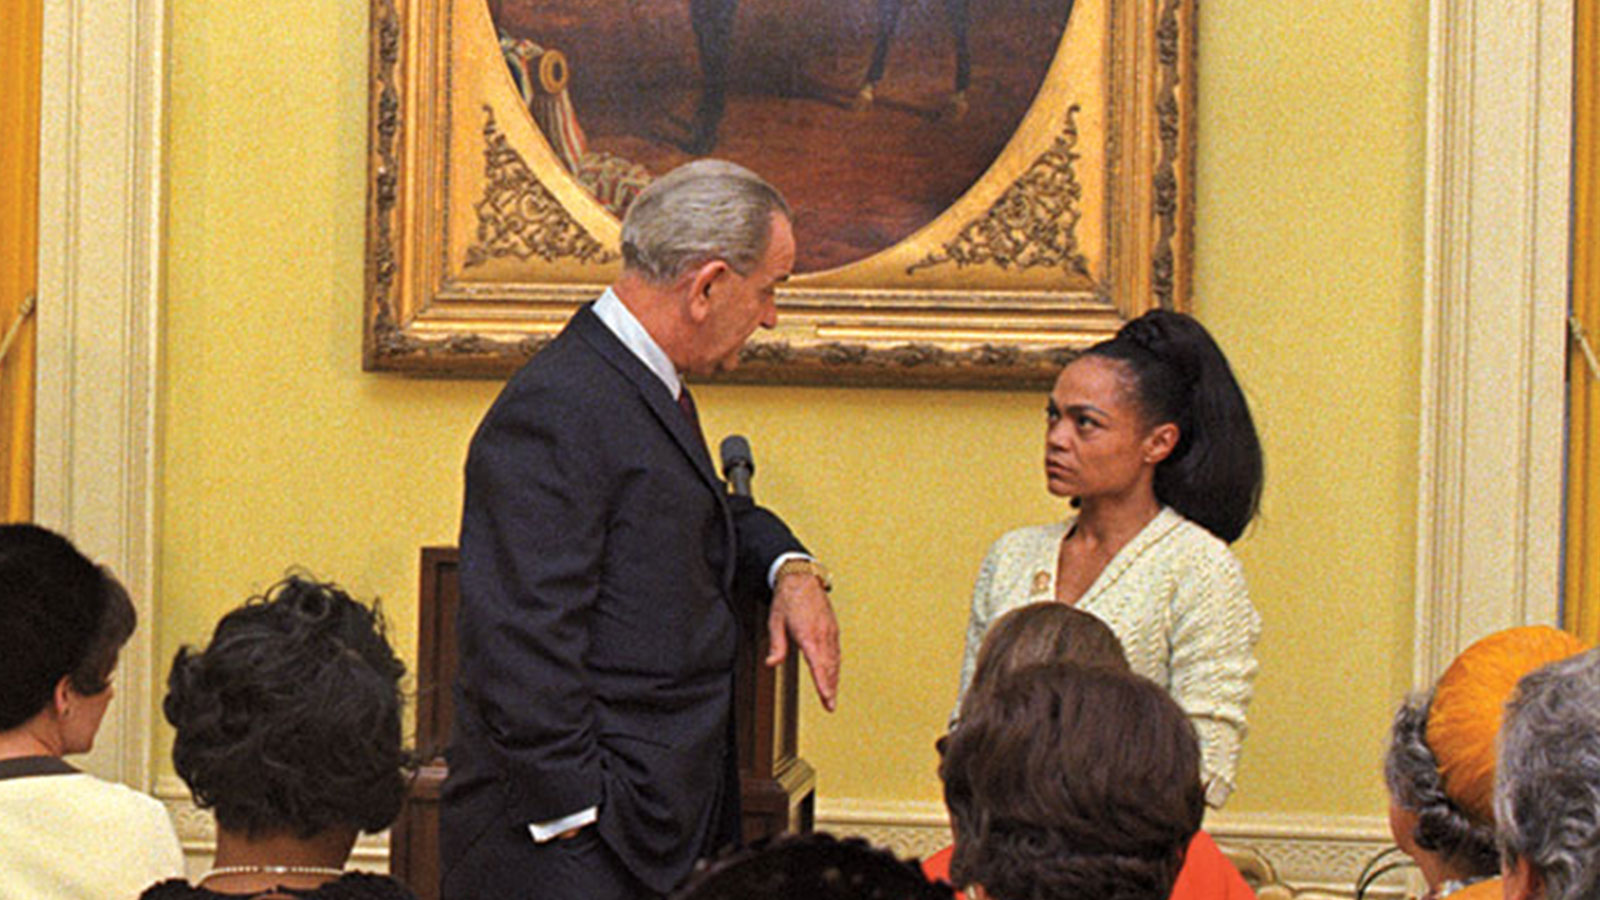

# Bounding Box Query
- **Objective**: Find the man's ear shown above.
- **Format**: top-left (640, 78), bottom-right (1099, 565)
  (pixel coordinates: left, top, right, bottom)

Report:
top-left (685, 259), bottom-right (727, 323)
top-left (1142, 422), bottom-right (1179, 465)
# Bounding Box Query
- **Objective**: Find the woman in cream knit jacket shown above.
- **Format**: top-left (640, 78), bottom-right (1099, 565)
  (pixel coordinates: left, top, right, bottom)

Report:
top-left (955, 310), bottom-right (1264, 808)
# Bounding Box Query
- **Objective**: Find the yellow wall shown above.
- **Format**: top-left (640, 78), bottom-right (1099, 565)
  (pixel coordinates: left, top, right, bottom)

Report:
top-left (159, 0), bottom-right (1425, 819)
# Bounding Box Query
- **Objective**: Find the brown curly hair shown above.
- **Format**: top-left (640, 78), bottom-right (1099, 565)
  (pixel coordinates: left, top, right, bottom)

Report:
top-left (940, 663), bottom-right (1203, 900)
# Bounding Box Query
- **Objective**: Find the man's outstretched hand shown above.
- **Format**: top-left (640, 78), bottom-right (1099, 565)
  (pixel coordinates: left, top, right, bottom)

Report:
top-left (767, 572), bottom-right (840, 711)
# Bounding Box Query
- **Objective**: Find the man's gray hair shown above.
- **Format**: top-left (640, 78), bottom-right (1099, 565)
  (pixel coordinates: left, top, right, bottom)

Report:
top-left (1496, 647), bottom-right (1600, 900)
top-left (620, 159), bottom-right (791, 285)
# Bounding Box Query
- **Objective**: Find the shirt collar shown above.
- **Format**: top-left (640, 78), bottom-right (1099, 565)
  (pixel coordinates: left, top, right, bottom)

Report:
top-left (592, 287), bottom-right (682, 399)
top-left (0, 756), bottom-right (78, 781)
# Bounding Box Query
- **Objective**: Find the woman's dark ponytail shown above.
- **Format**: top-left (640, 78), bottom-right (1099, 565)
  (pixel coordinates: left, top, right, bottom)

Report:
top-left (1084, 310), bottom-right (1262, 542)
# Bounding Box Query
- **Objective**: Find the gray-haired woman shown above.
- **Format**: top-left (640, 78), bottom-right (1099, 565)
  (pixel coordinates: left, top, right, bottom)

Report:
top-left (1496, 646), bottom-right (1600, 900)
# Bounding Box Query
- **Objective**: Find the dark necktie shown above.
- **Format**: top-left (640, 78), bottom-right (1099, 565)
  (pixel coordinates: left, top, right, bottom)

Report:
top-left (677, 385), bottom-right (706, 446)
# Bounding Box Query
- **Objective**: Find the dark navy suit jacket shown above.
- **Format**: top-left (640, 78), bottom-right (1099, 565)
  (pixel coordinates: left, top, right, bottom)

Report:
top-left (441, 304), bottom-right (802, 895)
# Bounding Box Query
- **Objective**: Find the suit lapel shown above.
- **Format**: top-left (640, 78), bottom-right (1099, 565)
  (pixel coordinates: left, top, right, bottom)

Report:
top-left (571, 306), bottom-right (723, 490)
top-left (570, 305), bottom-right (738, 592)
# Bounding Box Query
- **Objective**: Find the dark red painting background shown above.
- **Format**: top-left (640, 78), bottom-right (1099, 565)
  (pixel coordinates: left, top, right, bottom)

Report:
top-left (493, 0), bottom-right (1075, 273)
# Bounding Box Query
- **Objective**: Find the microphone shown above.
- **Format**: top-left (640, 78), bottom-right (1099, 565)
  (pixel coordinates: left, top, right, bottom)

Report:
top-left (720, 434), bottom-right (755, 498)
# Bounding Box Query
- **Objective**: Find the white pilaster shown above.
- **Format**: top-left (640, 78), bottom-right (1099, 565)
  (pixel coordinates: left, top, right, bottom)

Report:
top-left (35, 0), bottom-right (166, 788)
top-left (1416, 0), bottom-right (1573, 683)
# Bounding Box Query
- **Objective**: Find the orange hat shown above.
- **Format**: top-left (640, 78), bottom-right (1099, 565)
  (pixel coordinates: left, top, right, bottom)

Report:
top-left (1426, 626), bottom-right (1589, 826)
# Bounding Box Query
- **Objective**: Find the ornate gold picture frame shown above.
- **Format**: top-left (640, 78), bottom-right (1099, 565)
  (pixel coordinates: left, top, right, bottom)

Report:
top-left (364, 0), bottom-right (1195, 386)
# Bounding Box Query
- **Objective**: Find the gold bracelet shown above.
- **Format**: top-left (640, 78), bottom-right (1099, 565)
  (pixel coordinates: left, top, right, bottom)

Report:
top-left (775, 558), bottom-right (832, 593)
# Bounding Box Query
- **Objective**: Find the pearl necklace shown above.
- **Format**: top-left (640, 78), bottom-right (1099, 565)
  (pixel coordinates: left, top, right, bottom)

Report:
top-left (198, 864), bottom-right (346, 884)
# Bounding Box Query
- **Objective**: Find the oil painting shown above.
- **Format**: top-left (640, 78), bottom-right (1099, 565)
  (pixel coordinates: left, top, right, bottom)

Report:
top-left (364, 0), bottom-right (1195, 385)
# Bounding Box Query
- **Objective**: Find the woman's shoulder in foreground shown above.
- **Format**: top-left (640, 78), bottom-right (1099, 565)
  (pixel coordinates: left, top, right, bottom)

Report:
top-left (4, 767), bottom-right (169, 818)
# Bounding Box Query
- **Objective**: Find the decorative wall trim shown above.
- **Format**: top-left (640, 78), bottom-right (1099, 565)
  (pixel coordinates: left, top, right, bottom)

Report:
top-left (158, 777), bottom-right (393, 876)
top-left (35, 0), bottom-right (165, 791)
top-left (1415, 0), bottom-right (1573, 683)
top-left (155, 784), bottom-right (1397, 896)
top-left (811, 799), bottom-right (1402, 898)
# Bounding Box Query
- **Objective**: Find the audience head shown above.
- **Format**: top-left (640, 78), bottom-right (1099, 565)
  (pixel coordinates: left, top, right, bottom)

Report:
top-left (620, 158), bottom-right (791, 285)
top-left (671, 833), bottom-right (954, 900)
top-left (941, 663), bottom-right (1204, 900)
top-left (962, 602), bottom-right (1127, 721)
top-left (164, 575), bottom-right (408, 839)
top-left (1495, 647), bottom-right (1600, 900)
top-left (1075, 309), bottom-right (1262, 543)
top-left (1383, 626), bottom-right (1587, 886)
top-left (0, 523), bottom-right (135, 753)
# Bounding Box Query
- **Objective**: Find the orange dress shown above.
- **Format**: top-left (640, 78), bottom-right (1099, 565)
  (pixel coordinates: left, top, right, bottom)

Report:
top-left (1446, 878), bottom-right (1501, 900)
top-left (921, 830), bottom-right (1256, 900)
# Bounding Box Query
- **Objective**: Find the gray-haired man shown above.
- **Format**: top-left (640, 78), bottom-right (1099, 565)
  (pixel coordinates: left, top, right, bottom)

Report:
top-left (442, 160), bottom-right (840, 900)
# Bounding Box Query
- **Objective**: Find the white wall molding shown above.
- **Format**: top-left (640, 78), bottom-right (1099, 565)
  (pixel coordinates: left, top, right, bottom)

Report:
top-left (1415, 0), bottom-right (1573, 683)
top-left (813, 799), bottom-right (1399, 897)
top-left (813, 798), bottom-right (951, 857)
top-left (35, 0), bottom-right (166, 788)
top-left (154, 784), bottom-right (1398, 896)
top-left (157, 776), bottom-right (392, 877)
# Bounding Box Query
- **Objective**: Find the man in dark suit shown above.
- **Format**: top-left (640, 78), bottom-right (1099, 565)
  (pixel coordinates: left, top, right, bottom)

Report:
top-left (441, 160), bottom-right (840, 900)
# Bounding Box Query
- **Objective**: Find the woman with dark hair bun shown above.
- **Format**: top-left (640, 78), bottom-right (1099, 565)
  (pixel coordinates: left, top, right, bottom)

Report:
top-left (955, 310), bottom-right (1264, 808)
top-left (0, 523), bottom-right (185, 898)
top-left (142, 576), bottom-right (417, 900)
